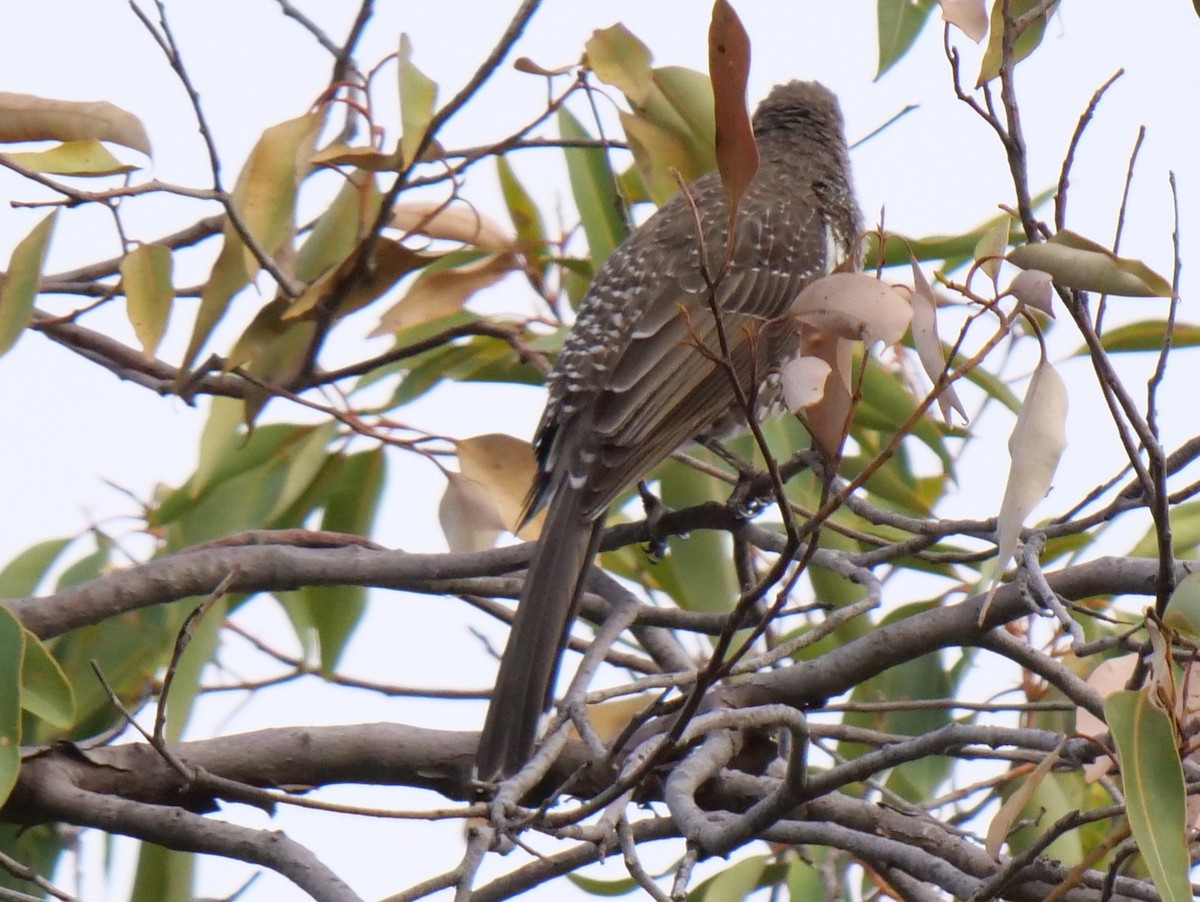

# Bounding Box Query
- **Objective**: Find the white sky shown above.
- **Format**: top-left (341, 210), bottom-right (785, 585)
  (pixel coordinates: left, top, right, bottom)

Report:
top-left (2, 2), bottom-right (1200, 900)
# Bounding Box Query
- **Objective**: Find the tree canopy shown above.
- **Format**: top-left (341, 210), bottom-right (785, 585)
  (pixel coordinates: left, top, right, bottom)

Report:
top-left (1, 2), bottom-right (1199, 901)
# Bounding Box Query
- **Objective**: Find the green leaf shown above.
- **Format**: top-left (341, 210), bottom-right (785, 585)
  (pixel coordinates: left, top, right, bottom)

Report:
top-left (130, 843), bottom-right (194, 902)
top-left (19, 630), bottom-right (74, 729)
top-left (585, 24), bottom-right (654, 102)
top-left (0, 824), bottom-right (64, 896)
top-left (567, 873), bottom-right (641, 896)
top-left (192, 396), bottom-right (249, 498)
top-left (1163, 571), bottom-right (1200, 639)
top-left (1130, 499), bottom-right (1200, 559)
top-left (121, 243), bottom-right (174, 356)
top-left (1105, 689), bottom-right (1192, 902)
top-left (0, 607), bottom-right (24, 807)
top-left (1082, 320), bottom-right (1200, 355)
top-left (876, 0), bottom-right (934, 79)
top-left (496, 155), bottom-right (547, 247)
top-left (54, 534), bottom-right (111, 591)
top-left (398, 34), bottom-right (438, 167)
top-left (496, 155), bottom-right (549, 287)
top-left (265, 421), bottom-right (337, 522)
top-left (839, 602), bottom-right (954, 801)
top-left (2, 139), bottom-right (137, 176)
top-left (1008, 230), bottom-right (1173, 297)
top-left (180, 233), bottom-right (251, 377)
top-left (0, 537), bottom-right (72, 598)
top-left (153, 422), bottom-right (305, 527)
top-left (558, 106), bottom-right (628, 269)
top-left (690, 856), bottom-right (782, 902)
top-left (786, 854), bottom-right (824, 900)
top-left (294, 170), bottom-right (381, 285)
top-left (303, 448), bottom-right (386, 673)
top-left (179, 111), bottom-right (323, 373)
top-left (0, 210), bottom-right (57, 358)
top-left (977, 0), bottom-right (1052, 86)
top-left (658, 457), bottom-right (739, 613)
top-left (869, 193), bottom-right (1054, 271)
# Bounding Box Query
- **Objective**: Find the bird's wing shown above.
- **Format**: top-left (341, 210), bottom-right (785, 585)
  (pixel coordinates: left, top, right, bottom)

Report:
top-left (574, 190), bottom-right (829, 518)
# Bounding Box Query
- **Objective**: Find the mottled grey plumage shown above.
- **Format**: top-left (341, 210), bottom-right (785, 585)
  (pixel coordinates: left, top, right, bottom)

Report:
top-left (476, 81), bottom-right (861, 781)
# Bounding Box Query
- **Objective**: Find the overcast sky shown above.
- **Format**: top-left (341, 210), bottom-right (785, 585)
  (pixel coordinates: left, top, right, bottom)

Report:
top-left (3, 2), bottom-right (1200, 900)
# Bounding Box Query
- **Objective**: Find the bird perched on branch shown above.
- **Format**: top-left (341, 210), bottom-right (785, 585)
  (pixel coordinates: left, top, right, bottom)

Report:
top-left (476, 80), bottom-right (861, 782)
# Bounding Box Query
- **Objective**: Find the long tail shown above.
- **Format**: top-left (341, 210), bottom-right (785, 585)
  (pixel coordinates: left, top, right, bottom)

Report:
top-left (475, 486), bottom-right (604, 782)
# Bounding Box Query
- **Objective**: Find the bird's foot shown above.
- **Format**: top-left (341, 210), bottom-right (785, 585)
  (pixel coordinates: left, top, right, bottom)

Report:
top-left (637, 480), bottom-right (670, 562)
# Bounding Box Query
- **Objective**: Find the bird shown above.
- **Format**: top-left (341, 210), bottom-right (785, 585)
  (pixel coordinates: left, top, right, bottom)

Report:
top-left (475, 80), bottom-right (861, 782)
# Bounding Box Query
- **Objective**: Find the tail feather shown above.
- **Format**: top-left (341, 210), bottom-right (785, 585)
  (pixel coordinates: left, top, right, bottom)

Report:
top-left (475, 486), bottom-right (604, 781)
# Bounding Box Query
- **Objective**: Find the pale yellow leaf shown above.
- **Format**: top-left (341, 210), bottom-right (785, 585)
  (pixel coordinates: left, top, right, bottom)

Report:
top-left (120, 244), bottom-right (173, 356)
top-left (939, 0), bottom-right (988, 42)
top-left (973, 213), bottom-right (1010, 281)
top-left (229, 111), bottom-right (324, 277)
top-left (985, 740), bottom-right (1065, 858)
top-left (2, 140), bottom-right (137, 176)
top-left (398, 34), bottom-right (438, 168)
top-left (0, 92), bottom-right (151, 155)
top-left (438, 472), bottom-right (505, 552)
top-left (980, 359), bottom-right (1068, 623)
top-left (1077, 653), bottom-right (1137, 781)
top-left (455, 433), bottom-right (543, 539)
top-left (584, 24), bottom-right (654, 105)
top-left (0, 210), bottom-right (57, 358)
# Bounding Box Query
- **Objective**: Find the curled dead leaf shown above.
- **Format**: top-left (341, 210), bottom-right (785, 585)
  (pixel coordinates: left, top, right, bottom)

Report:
top-left (0, 92), bottom-right (151, 155)
top-left (908, 260), bottom-right (967, 424)
top-left (796, 326), bottom-right (853, 458)
top-left (790, 272), bottom-right (912, 346)
top-left (1007, 268), bottom-right (1055, 316)
top-left (779, 355), bottom-right (831, 411)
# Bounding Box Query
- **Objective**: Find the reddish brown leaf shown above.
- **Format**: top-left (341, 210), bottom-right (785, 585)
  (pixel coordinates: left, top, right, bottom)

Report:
top-left (708, 0), bottom-right (757, 236)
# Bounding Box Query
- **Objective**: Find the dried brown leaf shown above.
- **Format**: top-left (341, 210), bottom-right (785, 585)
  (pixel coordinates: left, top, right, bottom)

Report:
top-left (390, 201), bottom-right (513, 250)
top-left (369, 252), bottom-right (514, 336)
top-left (708, 0), bottom-right (757, 233)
